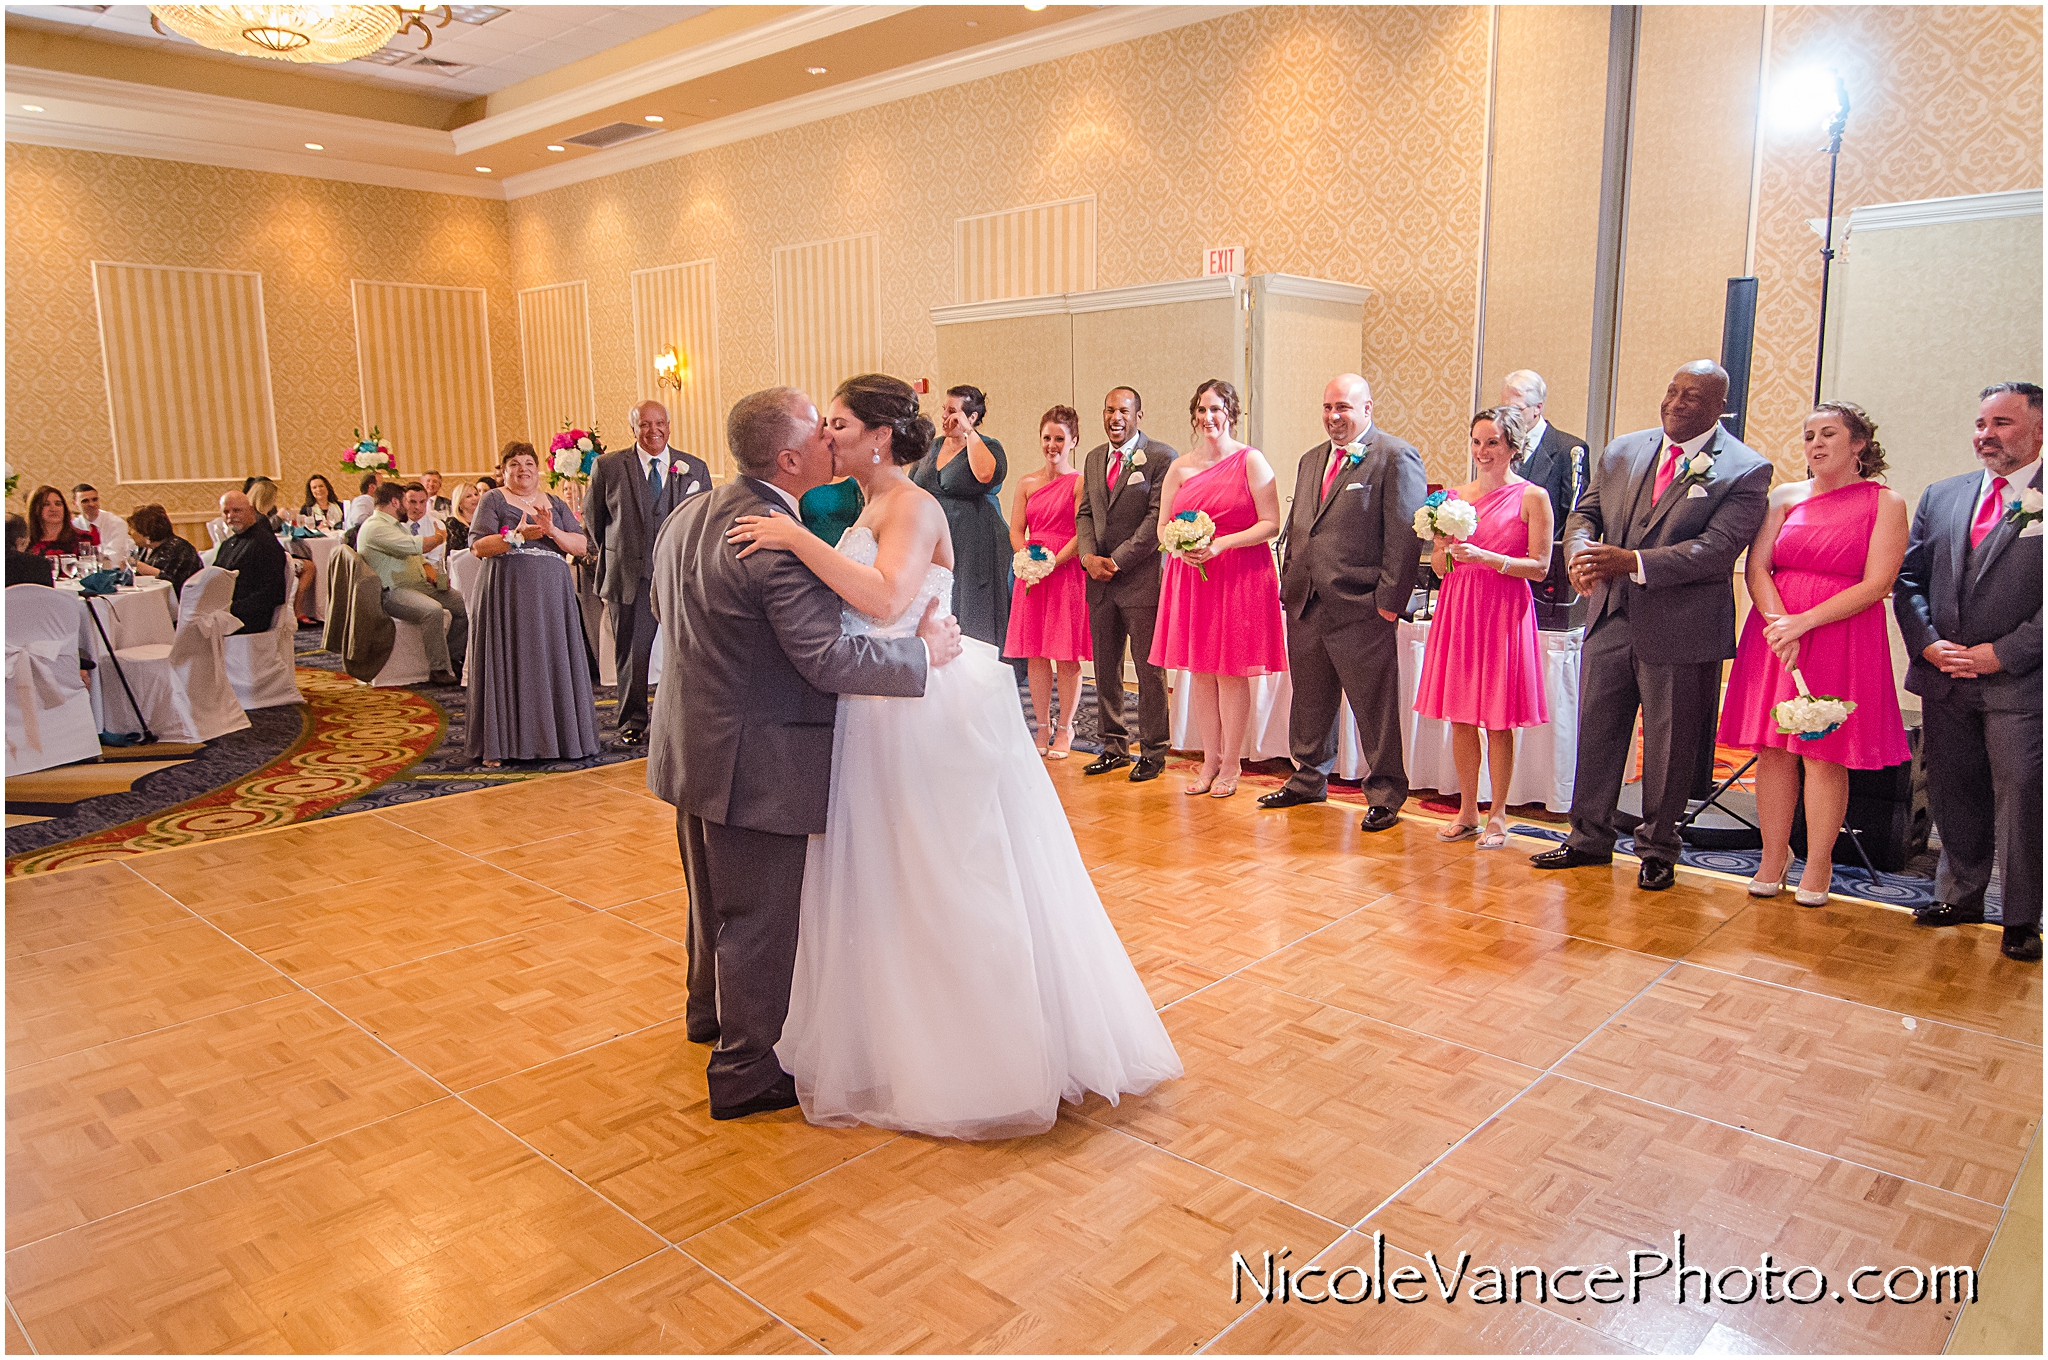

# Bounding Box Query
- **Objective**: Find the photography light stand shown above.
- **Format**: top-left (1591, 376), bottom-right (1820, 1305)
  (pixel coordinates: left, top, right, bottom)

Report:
top-left (1810, 73), bottom-right (1851, 404)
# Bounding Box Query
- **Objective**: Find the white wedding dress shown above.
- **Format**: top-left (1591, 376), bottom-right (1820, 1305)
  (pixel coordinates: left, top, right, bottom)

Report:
top-left (775, 527), bottom-right (1183, 1139)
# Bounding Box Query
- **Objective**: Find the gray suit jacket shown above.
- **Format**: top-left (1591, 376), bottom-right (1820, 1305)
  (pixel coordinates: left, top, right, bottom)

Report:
top-left (586, 443), bottom-right (712, 603)
top-left (646, 478), bottom-right (928, 836)
top-left (1280, 426), bottom-right (1428, 620)
top-left (1563, 423), bottom-right (1772, 665)
top-left (1072, 432), bottom-right (1179, 610)
top-left (1895, 465), bottom-right (2042, 712)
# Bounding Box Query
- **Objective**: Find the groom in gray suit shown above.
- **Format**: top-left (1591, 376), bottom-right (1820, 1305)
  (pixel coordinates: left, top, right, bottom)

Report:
top-left (1896, 382), bottom-right (2042, 961)
top-left (1532, 361), bottom-right (1771, 890)
top-left (648, 387), bottom-right (962, 1118)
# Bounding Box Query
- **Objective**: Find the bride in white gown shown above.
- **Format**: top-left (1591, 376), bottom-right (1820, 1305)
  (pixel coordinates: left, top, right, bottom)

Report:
top-left (729, 373), bottom-right (1181, 1140)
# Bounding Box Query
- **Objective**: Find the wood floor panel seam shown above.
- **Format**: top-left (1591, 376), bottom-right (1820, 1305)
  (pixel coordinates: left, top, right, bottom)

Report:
top-left (671, 1244), bottom-right (835, 1356)
top-left (660, 1131), bottom-right (909, 1249)
top-left (449, 1243), bottom-right (676, 1354)
top-left (1662, 951), bottom-right (2043, 1051)
top-left (5, 1297), bottom-right (37, 1356)
top-left (3, 991), bottom-right (284, 1075)
top-left (1070, 1109), bottom-right (1353, 1235)
top-left (1153, 892), bottom-right (1396, 1016)
top-left (1940, 1121), bottom-right (2044, 1353)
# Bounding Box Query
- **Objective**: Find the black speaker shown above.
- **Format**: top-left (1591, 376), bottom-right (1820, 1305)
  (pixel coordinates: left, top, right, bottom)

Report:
top-left (1720, 277), bottom-right (1759, 441)
top-left (1790, 724), bottom-right (1928, 873)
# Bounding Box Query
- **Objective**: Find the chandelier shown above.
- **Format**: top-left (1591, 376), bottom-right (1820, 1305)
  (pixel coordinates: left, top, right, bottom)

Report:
top-left (147, 6), bottom-right (451, 65)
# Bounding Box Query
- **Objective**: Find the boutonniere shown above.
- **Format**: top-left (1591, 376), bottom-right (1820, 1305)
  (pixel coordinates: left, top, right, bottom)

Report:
top-left (1673, 446), bottom-right (1716, 489)
top-left (1130, 450), bottom-right (1146, 468)
top-left (2003, 486), bottom-right (2043, 530)
top-left (1343, 447), bottom-right (1365, 468)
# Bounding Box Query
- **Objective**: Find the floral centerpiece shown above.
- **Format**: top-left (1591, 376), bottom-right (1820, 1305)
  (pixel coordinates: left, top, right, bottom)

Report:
top-left (1774, 669), bottom-right (1855, 741)
top-left (548, 421), bottom-right (604, 490)
top-left (1159, 508), bottom-right (1216, 581)
top-left (341, 427), bottom-right (394, 476)
top-left (1013, 542), bottom-right (1055, 589)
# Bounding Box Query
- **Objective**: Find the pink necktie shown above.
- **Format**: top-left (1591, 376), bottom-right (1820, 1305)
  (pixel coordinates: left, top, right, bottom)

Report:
top-left (1971, 476), bottom-right (2009, 549)
top-left (1652, 442), bottom-right (1685, 501)
top-left (1107, 447), bottom-right (1123, 491)
top-left (1321, 446), bottom-right (1349, 503)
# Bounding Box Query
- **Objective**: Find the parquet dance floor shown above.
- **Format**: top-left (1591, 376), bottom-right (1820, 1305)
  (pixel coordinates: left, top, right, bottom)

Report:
top-left (5, 756), bottom-right (2039, 1353)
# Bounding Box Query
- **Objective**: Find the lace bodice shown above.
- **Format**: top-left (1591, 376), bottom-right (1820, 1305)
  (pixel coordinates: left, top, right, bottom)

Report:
top-left (835, 526), bottom-right (954, 639)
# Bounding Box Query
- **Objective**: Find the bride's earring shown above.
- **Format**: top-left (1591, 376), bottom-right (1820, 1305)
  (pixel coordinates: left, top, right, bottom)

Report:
top-left (871, 446), bottom-right (883, 464)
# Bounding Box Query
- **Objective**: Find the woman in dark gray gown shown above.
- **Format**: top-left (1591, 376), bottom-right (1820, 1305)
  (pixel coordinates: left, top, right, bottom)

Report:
top-left (464, 442), bottom-right (599, 765)
top-left (911, 384), bottom-right (1011, 647)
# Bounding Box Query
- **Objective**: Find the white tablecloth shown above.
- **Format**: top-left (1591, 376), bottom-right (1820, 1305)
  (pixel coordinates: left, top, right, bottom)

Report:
top-left (59, 579), bottom-right (179, 731)
top-left (303, 534), bottom-right (342, 621)
top-left (1169, 619), bottom-right (1583, 811)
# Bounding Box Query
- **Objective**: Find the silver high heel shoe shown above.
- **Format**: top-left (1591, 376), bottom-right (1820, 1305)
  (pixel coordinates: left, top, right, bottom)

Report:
top-left (1747, 874), bottom-right (1788, 898)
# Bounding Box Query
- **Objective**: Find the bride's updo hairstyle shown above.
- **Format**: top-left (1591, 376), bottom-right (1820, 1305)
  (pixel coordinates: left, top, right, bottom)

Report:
top-left (833, 373), bottom-right (935, 466)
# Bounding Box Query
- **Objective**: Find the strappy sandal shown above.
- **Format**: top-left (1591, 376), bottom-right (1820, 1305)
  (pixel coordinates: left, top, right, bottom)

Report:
top-left (1208, 774), bottom-right (1239, 798)
top-left (1046, 723), bottom-right (1076, 760)
top-left (1436, 821), bottom-right (1480, 842)
top-left (1184, 766), bottom-right (1220, 796)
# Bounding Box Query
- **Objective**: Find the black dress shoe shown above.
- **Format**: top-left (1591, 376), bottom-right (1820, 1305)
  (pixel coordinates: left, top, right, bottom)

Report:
top-left (1637, 857), bottom-right (1676, 891)
top-left (1359, 806), bottom-right (1400, 833)
top-left (1914, 902), bottom-right (1987, 927)
top-left (615, 727), bottom-right (646, 747)
top-left (1084, 752), bottom-right (1131, 776)
top-left (710, 1075), bottom-right (799, 1121)
top-left (2001, 927), bottom-right (2042, 962)
top-left (429, 670), bottom-right (461, 687)
top-left (1128, 757), bottom-right (1165, 783)
top-left (1258, 787), bottom-right (1326, 809)
top-left (687, 1027), bottom-right (719, 1044)
top-left (1529, 845), bottom-right (1613, 869)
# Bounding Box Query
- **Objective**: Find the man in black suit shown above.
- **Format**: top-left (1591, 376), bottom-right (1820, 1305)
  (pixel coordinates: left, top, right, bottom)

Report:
top-left (1073, 386), bottom-right (1179, 782)
top-left (585, 399), bottom-right (712, 746)
top-left (1501, 369), bottom-right (1588, 531)
top-left (1259, 373), bottom-right (1428, 829)
top-left (1896, 382), bottom-right (2042, 961)
top-left (213, 490), bottom-right (289, 635)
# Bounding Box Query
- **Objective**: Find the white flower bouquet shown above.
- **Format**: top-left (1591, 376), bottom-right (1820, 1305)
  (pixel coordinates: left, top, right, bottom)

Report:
top-left (1013, 542), bottom-right (1056, 589)
top-left (1413, 490), bottom-right (1479, 545)
top-left (1773, 669), bottom-right (1855, 740)
top-left (1159, 509), bottom-right (1217, 580)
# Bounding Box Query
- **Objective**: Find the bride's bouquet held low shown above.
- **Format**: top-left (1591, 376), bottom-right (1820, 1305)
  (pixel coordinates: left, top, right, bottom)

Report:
top-left (1774, 669), bottom-right (1855, 740)
top-left (1013, 541), bottom-right (1055, 589)
top-left (1159, 508), bottom-right (1217, 580)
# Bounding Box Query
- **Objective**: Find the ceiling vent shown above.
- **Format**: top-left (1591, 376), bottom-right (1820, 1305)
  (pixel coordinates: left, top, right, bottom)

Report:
top-left (407, 55), bottom-right (470, 73)
top-left (562, 121), bottom-right (666, 150)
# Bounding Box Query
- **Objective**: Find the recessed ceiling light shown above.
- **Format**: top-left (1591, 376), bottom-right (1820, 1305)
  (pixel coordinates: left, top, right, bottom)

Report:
top-left (474, 166), bottom-right (491, 173)
top-left (707, 97), bottom-right (718, 103)
top-left (546, 144), bottom-right (566, 152)
top-left (20, 104), bottom-right (44, 112)
top-left (304, 142), bottom-right (324, 150)
top-left (806, 66), bottom-right (828, 75)
top-left (966, 20), bottom-right (978, 26)
top-left (1025, 2), bottom-right (1048, 10)
top-left (643, 114), bottom-right (664, 123)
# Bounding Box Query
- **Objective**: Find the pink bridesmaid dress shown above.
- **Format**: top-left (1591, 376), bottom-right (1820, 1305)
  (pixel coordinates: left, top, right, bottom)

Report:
top-left (1717, 479), bottom-right (1909, 768)
top-left (1002, 472), bottom-right (1091, 662)
top-left (1413, 482), bottom-right (1548, 729)
top-left (1148, 448), bottom-right (1288, 676)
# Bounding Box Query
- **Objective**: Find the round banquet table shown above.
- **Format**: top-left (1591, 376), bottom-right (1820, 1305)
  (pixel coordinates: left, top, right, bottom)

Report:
top-left (1165, 619), bottom-right (1583, 811)
top-left (302, 533), bottom-right (341, 621)
top-left (54, 578), bottom-right (180, 731)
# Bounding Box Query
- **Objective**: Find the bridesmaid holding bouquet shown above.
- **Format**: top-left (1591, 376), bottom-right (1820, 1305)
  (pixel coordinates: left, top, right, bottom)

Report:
top-left (1412, 406), bottom-right (1555, 847)
top-left (1004, 405), bottom-right (1093, 758)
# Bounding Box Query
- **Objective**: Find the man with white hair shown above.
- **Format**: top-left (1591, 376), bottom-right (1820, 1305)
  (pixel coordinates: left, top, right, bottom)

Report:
top-left (585, 398), bottom-right (712, 745)
top-left (1499, 370), bottom-right (1588, 532)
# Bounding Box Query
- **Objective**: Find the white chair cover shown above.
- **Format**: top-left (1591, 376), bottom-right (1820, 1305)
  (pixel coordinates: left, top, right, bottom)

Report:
top-left (223, 600), bottom-right (305, 710)
top-left (200, 546), bottom-right (218, 567)
top-left (205, 518), bottom-right (231, 548)
top-left (372, 614), bottom-right (440, 687)
top-left (100, 566), bottom-right (251, 744)
top-left (448, 549), bottom-right (480, 602)
top-left (597, 604), bottom-right (661, 688)
top-left (5, 585), bottom-right (100, 774)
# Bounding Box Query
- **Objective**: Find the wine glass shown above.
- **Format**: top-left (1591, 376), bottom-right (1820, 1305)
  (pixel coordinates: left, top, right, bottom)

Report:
top-left (58, 554), bottom-right (78, 581)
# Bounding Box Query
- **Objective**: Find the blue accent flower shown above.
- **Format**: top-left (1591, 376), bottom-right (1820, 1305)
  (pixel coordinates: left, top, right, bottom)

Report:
top-left (1174, 509), bottom-right (1200, 522)
top-left (1027, 543), bottom-right (1050, 561)
top-left (1421, 489), bottom-right (1451, 509)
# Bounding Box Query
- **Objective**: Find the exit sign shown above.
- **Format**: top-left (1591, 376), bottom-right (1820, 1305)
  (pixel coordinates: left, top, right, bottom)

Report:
top-left (1204, 244), bottom-right (1244, 276)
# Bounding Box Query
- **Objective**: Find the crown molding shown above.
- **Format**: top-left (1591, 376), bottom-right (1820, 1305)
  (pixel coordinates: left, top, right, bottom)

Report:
top-left (1256, 273), bottom-right (1374, 307)
top-left (452, 6), bottom-right (914, 154)
top-left (7, 122), bottom-right (502, 199)
top-left (1848, 188), bottom-right (2042, 233)
top-left (930, 293), bottom-right (1076, 326)
top-left (931, 273), bottom-right (1245, 326)
top-left (501, 5), bottom-right (1249, 201)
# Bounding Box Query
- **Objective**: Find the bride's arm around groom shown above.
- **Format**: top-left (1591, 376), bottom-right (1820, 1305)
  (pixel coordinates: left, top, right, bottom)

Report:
top-left (643, 386), bottom-right (962, 1119)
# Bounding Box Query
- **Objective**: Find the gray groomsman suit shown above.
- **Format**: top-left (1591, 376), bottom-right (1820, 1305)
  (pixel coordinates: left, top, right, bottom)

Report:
top-left (647, 477), bottom-right (927, 1110)
top-left (1277, 426), bottom-right (1428, 807)
top-left (1895, 463), bottom-right (2042, 928)
top-left (1562, 423), bottom-right (1771, 862)
top-left (587, 442), bottom-right (712, 734)
top-left (1072, 431), bottom-right (1178, 760)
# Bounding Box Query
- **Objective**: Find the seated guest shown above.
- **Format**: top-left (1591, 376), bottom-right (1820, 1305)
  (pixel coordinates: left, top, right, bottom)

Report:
top-left (126, 503), bottom-right (204, 598)
top-left (72, 483), bottom-right (131, 565)
top-left (1003, 404), bottom-right (1091, 758)
top-left (247, 475), bottom-right (318, 621)
top-left (24, 485), bottom-right (93, 560)
top-left (1412, 407), bottom-right (1555, 849)
top-left (300, 473), bottom-right (345, 529)
top-left (465, 441), bottom-right (597, 765)
top-left (8, 514), bottom-right (53, 587)
top-left (421, 470), bottom-right (451, 516)
top-left (1719, 403), bottom-right (1910, 906)
top-left (214, 490), bottom-right (290, 634)
top-left (358, 481), bottom-right (466, 687)
top-left (345, 471), bottom-right (381, 530)
top-left (443, 481), bottom-right (480, 554)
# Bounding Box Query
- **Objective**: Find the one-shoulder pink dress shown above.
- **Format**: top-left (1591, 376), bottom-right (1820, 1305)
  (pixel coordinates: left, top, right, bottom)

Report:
top-left (1717, 480), bottom-right (1909, 768)
top-left (1148, 448), bottom-right (1288, 676)
top-left (1412, 482), bottom-right (1548, 729)
top-left (1002, 472), bottom-right (1091, 662)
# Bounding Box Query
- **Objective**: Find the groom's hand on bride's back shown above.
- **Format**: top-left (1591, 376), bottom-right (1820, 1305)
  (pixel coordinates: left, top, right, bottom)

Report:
top-left (916, 597), bottom-right (963, 667)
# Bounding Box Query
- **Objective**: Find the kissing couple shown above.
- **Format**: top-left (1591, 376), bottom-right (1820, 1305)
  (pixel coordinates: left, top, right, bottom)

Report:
top-left (647, 374), bottom-right (1181, 1139)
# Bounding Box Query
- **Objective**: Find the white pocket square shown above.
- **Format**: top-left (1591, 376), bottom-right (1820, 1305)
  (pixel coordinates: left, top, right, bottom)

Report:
top-left (2021, 523), bottom-right (2042, 538)
top-left (1686, 484), bottom-right (1709, 499)
top-left (1347, 482), bottom-right (1364, 491)
top-left (1127, 472), bottom-right (1145, 486)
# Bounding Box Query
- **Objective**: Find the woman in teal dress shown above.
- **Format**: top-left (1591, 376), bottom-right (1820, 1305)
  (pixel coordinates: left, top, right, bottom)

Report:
top-left (910, 384), bottom-right (1011, 647)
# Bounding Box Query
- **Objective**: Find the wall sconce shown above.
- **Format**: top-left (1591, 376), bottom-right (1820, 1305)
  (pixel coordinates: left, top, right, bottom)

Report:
top-left (653, 343), bottom-right (686, 391)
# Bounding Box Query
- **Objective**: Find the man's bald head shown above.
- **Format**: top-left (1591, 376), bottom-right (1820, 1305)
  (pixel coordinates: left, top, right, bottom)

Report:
top-left (1660, 361), bottom-right (1730, 443)
top-left (1322, 374), bottom-right (1374, 445)
top-left (219, 490), bottom-right (256, 532)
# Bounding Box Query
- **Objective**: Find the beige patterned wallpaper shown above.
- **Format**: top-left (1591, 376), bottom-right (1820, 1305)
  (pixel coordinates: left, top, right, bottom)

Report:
top-left (4, 144), bottom-right (522, 519)
top-left (507, 6), bottom-right (1495, 480)
top-left (1747, 4), bottom-right (2043, 480)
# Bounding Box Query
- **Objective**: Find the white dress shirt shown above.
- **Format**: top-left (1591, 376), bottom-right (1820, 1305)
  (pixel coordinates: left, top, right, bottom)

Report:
top-left (1978, 456), bottom-right (2041, 518)
top-left (73, 510), bottom-right (131, 564)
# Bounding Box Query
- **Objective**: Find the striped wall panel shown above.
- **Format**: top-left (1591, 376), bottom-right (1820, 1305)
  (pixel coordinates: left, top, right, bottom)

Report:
top-left (349, 279), bottom-right (496, 475)
top-left (772, 234), bottom-right (880, 413)
top-left (955, 196), bottom-right (1097, 304)
top-left (90, 261), bottom-right (278, 484)
top-left (630, 260), bottom-right (722, 476)
top-left (517, 280), bottom-right (594, 449)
